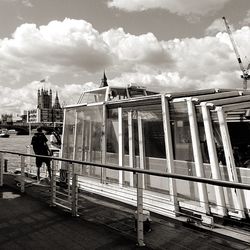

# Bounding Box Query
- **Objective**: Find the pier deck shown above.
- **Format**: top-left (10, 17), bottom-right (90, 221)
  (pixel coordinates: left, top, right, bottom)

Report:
top-left (0, 174), bottom-right (250, 250)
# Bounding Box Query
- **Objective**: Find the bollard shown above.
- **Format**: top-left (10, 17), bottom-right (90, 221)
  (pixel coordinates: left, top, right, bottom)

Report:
top-left (0, 153), bottom-right (3, 186)
top-left (20, 155), bottom-right (25, 193)
top-left (4, 159), bottom-right (8, 172)
top-left (51, 160), bottom-right (56, 206)
top-left (136, 172), bottom-right (145, 247)
top-left (71, 163), bottom-right (78, 217)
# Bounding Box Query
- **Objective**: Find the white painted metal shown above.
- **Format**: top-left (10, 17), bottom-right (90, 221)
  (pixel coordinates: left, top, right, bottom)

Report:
top-left (193, 91), bottom-right (241, 102)
top-left (216, 107), bottom-right (246, 218)
top-left (221, 102), bottom-right (250, 112)
top-left (118, 107), bottom-right (124, 186)
top-left (73, 111), bottom-right (78, 161)
top-left (201, 103), bottom-right (227, 216)
top-left (101, 105), bottom-right (107, 183)
top-left (88, 120), bottom-right (93, 175)
top-left (207, 95), bottom-right (250, 107)
top-left (138, 113), bottom-right (145, 188)
top-left (128, 111), bottom-right (135, 187)
top-left (186, 98), bottom-right (210, 213)
top-left (161, 95), bottom-right (179, 212)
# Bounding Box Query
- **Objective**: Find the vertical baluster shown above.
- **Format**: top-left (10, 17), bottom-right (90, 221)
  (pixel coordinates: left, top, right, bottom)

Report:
top-left (71, 163), bottom-right (78, 217)
top-left (20, 155), bottom-right (25, 193)
top-left (0, 153), bottom-right (3, 186)
top-left (136, 172), bottom-right (145, 247)
top-left (51, 160), bottom-right (56, 206)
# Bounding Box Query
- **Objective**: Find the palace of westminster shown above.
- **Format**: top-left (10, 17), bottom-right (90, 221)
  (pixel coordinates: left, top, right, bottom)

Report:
top-left (27, 89), bottom-right (63, 123)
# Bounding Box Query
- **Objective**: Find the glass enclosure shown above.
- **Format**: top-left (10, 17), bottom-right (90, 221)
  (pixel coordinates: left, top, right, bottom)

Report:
top-left (62, 87), bottom-right (250, 219)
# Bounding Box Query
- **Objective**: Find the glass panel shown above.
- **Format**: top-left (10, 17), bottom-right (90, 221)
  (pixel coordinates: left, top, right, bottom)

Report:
top-left (196, 106), bottom-right (209, 163)
top-left (137, 106), bottom-right (168, 192)
top-left (80, 88), bottom-right (108, 104)
top-left (106, 108), bottom-right (119, 183)
top-left (61, 109), bottom-right (76, 170)
top-left (169, 101), bottom-right (198, 202)
top-left (62, 105), bottom-right (103, 179)
top-left (169, 102), bottom-right (194, 162)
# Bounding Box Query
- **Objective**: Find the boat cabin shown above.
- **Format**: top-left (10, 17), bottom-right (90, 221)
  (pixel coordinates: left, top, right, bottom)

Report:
top-left (61, 86), bottom-right (250, 220)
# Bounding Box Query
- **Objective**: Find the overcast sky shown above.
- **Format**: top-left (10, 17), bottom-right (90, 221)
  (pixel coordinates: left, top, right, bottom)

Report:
top-left (0, 0), bottom-right (250, 114)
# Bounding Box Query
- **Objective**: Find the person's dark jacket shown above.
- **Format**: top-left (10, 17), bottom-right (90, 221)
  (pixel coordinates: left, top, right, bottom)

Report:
top-left (31, 132), bottom-right (50, 156)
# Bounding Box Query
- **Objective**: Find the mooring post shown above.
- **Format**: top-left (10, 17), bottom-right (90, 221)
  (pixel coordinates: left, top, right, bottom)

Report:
top-left (0, 153), bottom-right (3, 186)
top-left (71, 163), bottom-right (78, 217)
top-left (51, 160), bottom-right (56, 206)
top-left (136, 172), bottom-right (145, 247)
top-left (4, 159), bottom-right (8, 173)
top-left (20, 155), bottom-right (25, 193)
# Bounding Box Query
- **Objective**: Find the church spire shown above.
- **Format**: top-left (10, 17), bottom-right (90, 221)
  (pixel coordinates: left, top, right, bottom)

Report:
top-left (99, 71), bottom-right (108, 88)
top-left (53, 91), bottom-right (61, 109)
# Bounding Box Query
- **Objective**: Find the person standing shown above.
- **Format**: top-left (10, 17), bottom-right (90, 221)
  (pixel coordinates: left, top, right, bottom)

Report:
top-left (31, 127), bottom-right (52, 182)
top-left (49, 127), bottom-right (61, 154)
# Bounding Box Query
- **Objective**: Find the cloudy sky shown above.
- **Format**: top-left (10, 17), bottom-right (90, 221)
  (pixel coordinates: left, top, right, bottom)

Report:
top-left (0, 0), bottom-right (250, 114)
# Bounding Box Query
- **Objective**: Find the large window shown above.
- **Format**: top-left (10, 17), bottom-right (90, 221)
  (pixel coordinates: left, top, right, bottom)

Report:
top-left (170, 102), bottom-right (194, 162)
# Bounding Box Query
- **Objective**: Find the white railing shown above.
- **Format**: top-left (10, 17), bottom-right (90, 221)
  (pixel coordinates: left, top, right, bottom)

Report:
top-left (0, 150), bottom-right (250, 247)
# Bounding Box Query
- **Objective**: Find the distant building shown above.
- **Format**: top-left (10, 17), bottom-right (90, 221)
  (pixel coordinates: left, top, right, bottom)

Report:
top-left (27, 89), bottom-right (63, 123)
top-left (1, 114), bottom-right (13, 125)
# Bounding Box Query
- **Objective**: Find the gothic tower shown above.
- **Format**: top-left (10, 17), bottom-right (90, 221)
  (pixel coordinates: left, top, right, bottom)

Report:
top-left (37, 88), bottom-right (52, 109)
top-left (53, 91), bottom-right (61, 109)
top-left (99, 71), bottom-right (108, 88)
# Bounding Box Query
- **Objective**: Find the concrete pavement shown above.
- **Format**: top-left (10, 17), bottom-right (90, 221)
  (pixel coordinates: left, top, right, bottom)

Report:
top-left (1, 174), bottom-right (250, 250)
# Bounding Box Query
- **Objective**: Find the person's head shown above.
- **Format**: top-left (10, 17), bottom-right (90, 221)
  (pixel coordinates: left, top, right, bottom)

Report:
top-left (37, 127), bottom-right (43, 133)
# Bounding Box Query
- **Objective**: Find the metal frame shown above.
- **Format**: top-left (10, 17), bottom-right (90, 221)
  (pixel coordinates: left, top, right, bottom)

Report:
top-left (128, 111), bottom-right (135, 187)
top-left (101, 105), bottom-right (107, 183)
top-left (161, 95), bottom-right (179, 212)
top-left (200, 102), bottom-right (227, 216)
top-left (216, 106), bottom-right (246, 218)
top-left (118, 107), bottom-right (124, 186)
top-left (186, 98), bottom-right (210, 213)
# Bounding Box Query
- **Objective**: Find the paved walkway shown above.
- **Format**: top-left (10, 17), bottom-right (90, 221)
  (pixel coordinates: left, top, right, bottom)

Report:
top-left (1, 174), bottom-right (250, 250)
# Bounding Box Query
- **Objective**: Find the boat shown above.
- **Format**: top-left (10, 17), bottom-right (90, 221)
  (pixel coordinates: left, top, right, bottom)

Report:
top-left (59, 84), bottom-right (250, 223)
top-left (0, 129), bottom-right (10, 138)
top-left (8, 129), bottom-right (17, 135)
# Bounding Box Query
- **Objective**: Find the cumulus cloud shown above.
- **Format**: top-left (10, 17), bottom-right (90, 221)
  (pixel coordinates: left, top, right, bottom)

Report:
top-left (108, 27), bottom-right (250, 92)
top-left (0, 81), bottom-right (97, 114)
top-left (0, 19), bottom-right (112, 87)
top-left (102, 28), bottom-right (173, 65)
top-left (0, 18), bottom-right (250, 115)
top-left (107, 0), bottom-right (231, 17)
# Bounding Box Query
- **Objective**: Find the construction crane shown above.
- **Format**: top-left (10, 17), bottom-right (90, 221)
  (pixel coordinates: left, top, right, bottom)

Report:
top-left (222, 16), bottom-right (250, 90)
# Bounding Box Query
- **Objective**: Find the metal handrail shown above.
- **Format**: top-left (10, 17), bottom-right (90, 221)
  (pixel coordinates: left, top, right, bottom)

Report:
top-left (0, 149), bottom-right (250, 190)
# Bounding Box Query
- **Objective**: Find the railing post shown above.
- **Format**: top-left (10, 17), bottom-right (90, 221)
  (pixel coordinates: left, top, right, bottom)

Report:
top-left (118, 107), bottom-right (124, 186)
top-left (51, 160), bottom-right (56, 206)
top-left (71, 163), bottom-right (78, 217)
top-left (0, 153), bottom-right (3, 186)
top-left (20, 155), bottom-right (25, 193)
top-left (136, 172), bottom-right (145, 247)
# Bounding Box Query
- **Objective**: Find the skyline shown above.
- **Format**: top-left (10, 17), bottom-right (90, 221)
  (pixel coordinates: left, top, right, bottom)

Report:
top-left (0, 0), bottom-right (250, 114)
